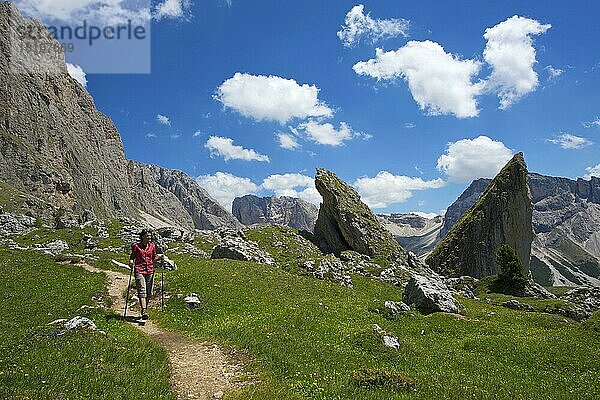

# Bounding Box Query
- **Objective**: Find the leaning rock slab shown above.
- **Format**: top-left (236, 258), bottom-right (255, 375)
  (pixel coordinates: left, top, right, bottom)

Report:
top-left (402, 275), bottom-right (460, 314)
top-left (313, 168), bottom-right (407, 263)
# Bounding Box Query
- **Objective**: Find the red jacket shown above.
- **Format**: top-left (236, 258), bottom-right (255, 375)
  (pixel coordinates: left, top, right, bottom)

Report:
top-left (130, 242), bottom-right (157, 274)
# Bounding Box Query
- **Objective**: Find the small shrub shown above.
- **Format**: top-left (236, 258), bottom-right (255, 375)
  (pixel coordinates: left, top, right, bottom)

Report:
top-left (490, 244), bottom-right (527, 295)
top-left (584, 311), bottom-right (600, 332)
top-left (352, 368), bottom-right (414, 390)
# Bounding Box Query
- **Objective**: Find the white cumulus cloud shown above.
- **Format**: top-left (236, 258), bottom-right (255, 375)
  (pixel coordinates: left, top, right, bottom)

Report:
top-left (584, 164), bottom-right (600, 179)
top-left (276, 132), bottom-right (300, 150)
top-left (215, 73), bottom-right (333, 124)
top-left (545, 65), bottom-right (564, 81)
top-left (15, 0), bottom-right (152, 25)
top-left (66, 63), bottom-right (87, 87)
top-left (261, 173), bottom-right (321, 205)
top-left (547, 133), bottom-right (593, 149)
top-left (196, 172), bottom-right (259, 210)
top-left (154, 0), bottom-right (191, 20)
top-left (436, 136), bottom-right (514, 183)
top-left (411, 211), bottom-right (441, 219)
top-left (353, 171), bottom-right (446, 209)
top-left (353, 41), bottom-right (483, 118)
top-left (337, 4), bottom-right (409, 47)
top-left (205, 136), bottom-right (270, 162)
top-left (156, 114), bottom-right (171, 126)
top-left (297, 120), bottom-right (360, 146)
top-left (483, 15), bottom-right (551, 109)
top-left (583, 118), bottom-right (600, 129)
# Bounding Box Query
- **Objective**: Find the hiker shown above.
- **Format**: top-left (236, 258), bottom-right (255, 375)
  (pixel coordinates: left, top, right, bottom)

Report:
top-left (129, 229), bottom-right (163, 320)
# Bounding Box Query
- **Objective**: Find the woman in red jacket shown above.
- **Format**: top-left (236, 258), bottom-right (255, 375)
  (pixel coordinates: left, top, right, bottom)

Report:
top-left (129, 229), bottom-right (163, 320)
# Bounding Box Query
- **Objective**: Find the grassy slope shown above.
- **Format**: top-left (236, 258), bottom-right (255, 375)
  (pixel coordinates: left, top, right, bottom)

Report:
top-left (154, 254), bottom-right (600, 400)
top-left (0, 249), bottom-right (173, 400)
top-left (3, 223), bottom-right (600, 399)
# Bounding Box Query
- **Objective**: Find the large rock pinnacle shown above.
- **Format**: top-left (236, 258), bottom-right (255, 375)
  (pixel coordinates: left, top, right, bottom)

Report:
top-left (426, 152), bottom-right (535, 278)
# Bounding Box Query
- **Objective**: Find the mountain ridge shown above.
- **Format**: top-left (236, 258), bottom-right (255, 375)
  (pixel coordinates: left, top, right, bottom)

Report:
top-left (0, 2), bottom-right (238, 231)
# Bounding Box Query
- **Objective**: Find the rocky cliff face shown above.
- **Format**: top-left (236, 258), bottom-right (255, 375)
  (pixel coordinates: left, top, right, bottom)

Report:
top-left (0, 3), bottom-right (238, 231)
top-left (431, 173), bottom-right (600, 286)
top-left (379, 213), bottom-right (443, 257)
top-left (528, 173), bottom-right (600, 286)
top-left (232, 195), bottom-right (318, 232)
top-left (439, 178), bottom-right (491, 238)
top-left (128, 161), bottom-right (242, 231)
top-left (426, 153), bottom-right (535, 278)
top-left (313, 168), bottom-right (407, 262)
top-left (0, 2), bottom-right (135, 218)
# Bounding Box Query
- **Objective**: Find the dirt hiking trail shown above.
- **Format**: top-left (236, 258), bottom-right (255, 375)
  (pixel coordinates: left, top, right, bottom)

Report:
top-left (80, 263), bottom-right (249, 400)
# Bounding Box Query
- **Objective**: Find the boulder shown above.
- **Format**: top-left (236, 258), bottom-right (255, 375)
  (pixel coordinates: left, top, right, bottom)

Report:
top-left (64, 316), bottom-right (99, 331)
top-left (81, 209), bottom-right (97, 224)
top-left (384, 301), bottom-right (410, 314)
top-left (444, 276), bottom-right (478, 300)
top-left (523, 278), bottom-right (556, 299)
top-left (83, 233), bottom-right (99, 249)
top-left (561, 286), bottom-right (600, 313)
top-left (426, 153), bottom-right (535, 278)
top-left (402, 275), bottom-right (460, 314)
top-left (542, 305), bottom-right (591, 322)
top-left (0, 212), bottom-right (36, 236)
top-left (302, 255), bottom-right (353, 287)
top-left (161, 254), bottom-right (178, 271)
top-left (183, 293), bottom-right (201, 309)
top-left (372, 324), bottom-right (400, 351)
top-left (211, 235), bottom-right (275, 265)
top-left (44, 240), bottom-right (69, 254)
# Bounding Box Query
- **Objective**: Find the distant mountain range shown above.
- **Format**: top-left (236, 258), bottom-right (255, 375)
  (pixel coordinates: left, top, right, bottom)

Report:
top-left (232, 195), bottom-right (318, 232)
top-left (230, 172), bottom-right (600, 287)
top-left (382, 173), bottom-right (600, 287)
top-left (1, 3), bottom-right (598, 287)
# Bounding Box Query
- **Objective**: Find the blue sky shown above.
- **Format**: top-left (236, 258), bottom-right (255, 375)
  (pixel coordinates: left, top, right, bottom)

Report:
top-left (15, 0), bottom-right (600, 215)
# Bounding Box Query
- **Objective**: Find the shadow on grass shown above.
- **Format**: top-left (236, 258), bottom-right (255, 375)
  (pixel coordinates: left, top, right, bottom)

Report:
top-left (105, 312), bottom-right (141, 324)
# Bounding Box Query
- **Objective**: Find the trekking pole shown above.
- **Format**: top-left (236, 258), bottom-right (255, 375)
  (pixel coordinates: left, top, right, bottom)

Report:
top-left (161, 257), bottom-right (165, 311)
top-left (123, 261), bottom-right (134, 318)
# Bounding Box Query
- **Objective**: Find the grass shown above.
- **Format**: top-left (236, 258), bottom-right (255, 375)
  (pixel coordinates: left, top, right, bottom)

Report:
top-left (153, 252), bottom-right (600, 399)
top-left (0, 180), bottom-right (27, 214)
top-left (245, 225), bottom-right (321, 273)
top-left (3, 222), bottom-right (600, 399)
top-left (14, 225), bottom-right (95, 251)
top-left (0, 248), bottom-right (173, 400)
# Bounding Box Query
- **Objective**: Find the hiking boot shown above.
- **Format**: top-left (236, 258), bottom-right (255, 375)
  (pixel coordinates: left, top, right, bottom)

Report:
top-left (141, 308), bottom-right (149, 320)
